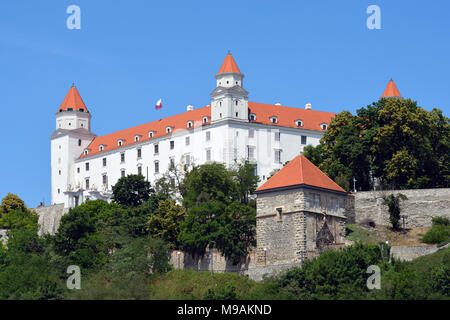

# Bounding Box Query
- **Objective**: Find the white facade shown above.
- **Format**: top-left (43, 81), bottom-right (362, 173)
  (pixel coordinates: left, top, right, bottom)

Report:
top-left (51, 58), bottom-right (331, 208)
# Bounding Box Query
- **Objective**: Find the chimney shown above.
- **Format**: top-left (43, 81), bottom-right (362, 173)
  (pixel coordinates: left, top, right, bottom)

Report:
top-left (274, 102), bottom-right (281, 106)
top-left (305, 103), bottom-right (312, 110)
top-left (187, 105), bottom-right (194, 111)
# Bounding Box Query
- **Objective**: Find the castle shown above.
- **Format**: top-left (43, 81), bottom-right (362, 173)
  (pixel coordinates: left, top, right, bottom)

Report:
top-left (50, 53), bottom-right (342, 208)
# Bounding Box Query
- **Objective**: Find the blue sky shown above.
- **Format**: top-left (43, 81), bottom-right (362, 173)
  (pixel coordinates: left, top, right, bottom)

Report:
top-left (0, 0), bottom-right (449, 207)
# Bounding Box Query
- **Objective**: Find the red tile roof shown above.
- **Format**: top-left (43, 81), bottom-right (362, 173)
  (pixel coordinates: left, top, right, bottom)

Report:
top-left (217, 53), bottom-right (241, 74)
top-left (80, 106), bottom-right (211, 158)
top-left (58, 85), bottom-right (89, 113)
top-left (256, 155), bottom-right (346, 193)
top-left (79, 103), bottom-right (335, 159)
top-left (248, 102), bottom-right (336, 131)
top-left (381, 79), bottom-right (402, 98)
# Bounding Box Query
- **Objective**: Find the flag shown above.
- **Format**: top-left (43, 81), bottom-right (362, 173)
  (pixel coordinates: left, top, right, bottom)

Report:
top-left (155, 98), bottom-right (163, 110)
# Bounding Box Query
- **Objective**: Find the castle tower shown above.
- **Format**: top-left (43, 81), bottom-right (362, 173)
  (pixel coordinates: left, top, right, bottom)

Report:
top-left (210, 53), bottom-right (249, 122)
top-left (381, 79), bottom-right (402, 99)
top-left (51, 85), bottom-right (96, 207)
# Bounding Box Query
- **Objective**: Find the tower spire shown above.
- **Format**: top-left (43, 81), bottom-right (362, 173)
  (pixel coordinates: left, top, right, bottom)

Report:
top-left (217, 52), bottom-right (241, 74)
top-left (382, 79), bottom-right (402, 98)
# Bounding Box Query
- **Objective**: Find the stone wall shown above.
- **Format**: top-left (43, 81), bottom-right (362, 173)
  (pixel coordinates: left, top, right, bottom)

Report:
top-left (34, 204), bottom-right (69, 236)
top-left (390, 243), bottom-right (450, 261)
top-left (354, 188), bottom-right (450, 228)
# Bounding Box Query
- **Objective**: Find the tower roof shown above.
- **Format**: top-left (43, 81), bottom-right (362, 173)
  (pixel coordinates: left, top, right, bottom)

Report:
top-left (217, 52), bottom-right (241, 74)
top-left (256, 155), bottom-right (346, 193)
top-left (58, 84), bottom-right (89, 113)
top-left (381, 79), bottom-right (402, 98)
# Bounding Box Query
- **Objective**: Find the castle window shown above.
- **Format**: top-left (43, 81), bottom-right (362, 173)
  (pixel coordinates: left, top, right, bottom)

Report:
top-left (121, 169), bottom-right (125, 178)
top-left (99, 145), bottom-right (104, 151)
top-left (68, 122), bottom-right (71, 126)
top-left (235, 101), bottom-right (238, 106)
top-left (170, 178), bottom-right (175, 186)
top-left (58, 188), bottom-right (60, 194)
top-left (270, 116), bottom-right (278, 124)
top-left (170, 140), bottom-right (175, 150)
top-left (276, 207), bottom-right (283, 221)
top-left (274, 149), bottom-right (281, 163)
top-left (206, 131), bottom-right (211, 141)
top-left (103, 157), bottom-right (107, 166)
top-left (120, 153), bottom-right (125, 163)
top-left (249, 113), bottom-right (256, 121)
top-left (275, 132), bottom-right (280, 141)
top-left (295, 119), bottom-right (303, 127)
top-left (85, 178), bottom-right (90, 189)
top-left (203, 116), bottom-right (208, 124)
top-left (249, 129), bottom-right (254, 138)
top-left (77, 167), bottom-right (80, 173)
top-left (301, 135), bottom-right (307, 145)
top-left (84, 150), bottom-right (88, 156)
top-left (149, 131), bottom-right (154, 138)
top-left (79, 108), bottom-right (84, 112)
top-left (236, 112), bottom-right (239, 117)
top-left (206, 149), bottom-right (211, 161)
top-left (154, 144), bottom-right (159, 154)
top-left (68, 108), bottom-right (73, 111)
top-left (235, 81), bottom-right (238, 85)
top-left (102, 174), bottom-right (108, 186)
top-left (166, 126), bottom-right (172, 133)
top-left (187, 121), bottom-right (193, 128)
top-left (59, 170), bottom-right (61, 175)
top-left (137, 148), bottom-right (142, 158)
top-left (320, 123), bottom-right (328, 130)
top-left (137, 165), bottom-right (142, 176)
top-left (154, 161), bottom-right (159, 173)
top-left (135, 135), bottom-right (141, 142)
top-left (185, 136), bottom-right (190, 146)
top-left (219, 101), bottom-right (222, 107)
top-left (227, 81), bottom-right (229, 84)
top-left (85, 162), bottom-right (89, 171)
top-left (78, 139), bottom-right (81, 146)
top-left (81, 124), bottom-right (84, 128)
top-left (169, 157), bottom-right (175, 169)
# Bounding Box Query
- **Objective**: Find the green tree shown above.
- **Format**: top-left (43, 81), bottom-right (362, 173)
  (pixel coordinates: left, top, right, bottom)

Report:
top-left (112, 174), bottom-right (153, 207)
top-left (147, 199), bottom-right (186, 248)
top-left (383, 193), bottom-right (408, 230)
top-left (182, 162), bottom-right (238, 209)
top-left (232, 160), bottom-right (260, 205)
top-left (0, 193), bottom-right (26, 213)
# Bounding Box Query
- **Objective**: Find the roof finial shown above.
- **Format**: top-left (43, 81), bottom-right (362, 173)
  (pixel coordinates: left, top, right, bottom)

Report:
top-left (71, 82), bottom-right (76, 88)
top-left (228, 50), bottom-right (231, 54)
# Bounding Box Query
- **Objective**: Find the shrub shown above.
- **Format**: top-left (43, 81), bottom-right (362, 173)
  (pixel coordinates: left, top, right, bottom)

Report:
top-left (422, 216), bottom-right (450, 244)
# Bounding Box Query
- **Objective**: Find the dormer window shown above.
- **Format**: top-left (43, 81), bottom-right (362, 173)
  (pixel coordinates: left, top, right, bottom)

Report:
top-left (320, 123), bottom-right (328, 130)
top-left (134, 135), bottom-right (141, 142)
top-left (166, 126), bottom-right (173, 133)
top-left (295, 119), bottom-right (303, 127)
top-left (270, 116), bottom-right (278, 124)
top-left (187, 120), bottom-right (193, 128)
top-left (203, 116), bottom-right (209, 124)
top-left (249, 113), bottom-right (256, 121)
top-left (118, 139), bottom-right (124, 147)
top-left (84, 149), bottom-right (89, 156)
top-left (99, 145), bottom-right (105, 151)
top-left (79, 108), bottom-right (84, 112)
top-left (149, 131), bottom-right (155, 138)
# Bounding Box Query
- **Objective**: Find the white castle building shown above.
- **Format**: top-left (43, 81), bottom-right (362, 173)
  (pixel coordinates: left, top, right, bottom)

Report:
top-left (51, 53), bottom-right (338, 208)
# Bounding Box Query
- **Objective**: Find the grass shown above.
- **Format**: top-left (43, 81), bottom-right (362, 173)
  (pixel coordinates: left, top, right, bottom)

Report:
top-left (148, 269), bottom-right (266, 300)
top-left (409, 246), bottom-right (450, 274)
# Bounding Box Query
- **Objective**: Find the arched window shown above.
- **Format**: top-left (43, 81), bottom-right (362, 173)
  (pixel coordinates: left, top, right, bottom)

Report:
top-left (203, 116), bottom-right (209, 124)
top-left (249, 113), bottom-right (256, 121)
top-left (320, 123), bottom-right (328, 130)
top-left (270, 116), bottom-right (278, 124)
top-left (187, 121), bottom-right (193, 128)
top-left (295, 119), bottom-right (303, 127)
top-left (99, 145), bottom-right (104, 151)
top-left (134, 135), bottom-right (141, 142)
top-left (118, 140), bottom-right (123, 147)
top-left (149, 131), bottom-right (154, 138)
top-left (166, 126), bottom-right (172, 133)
